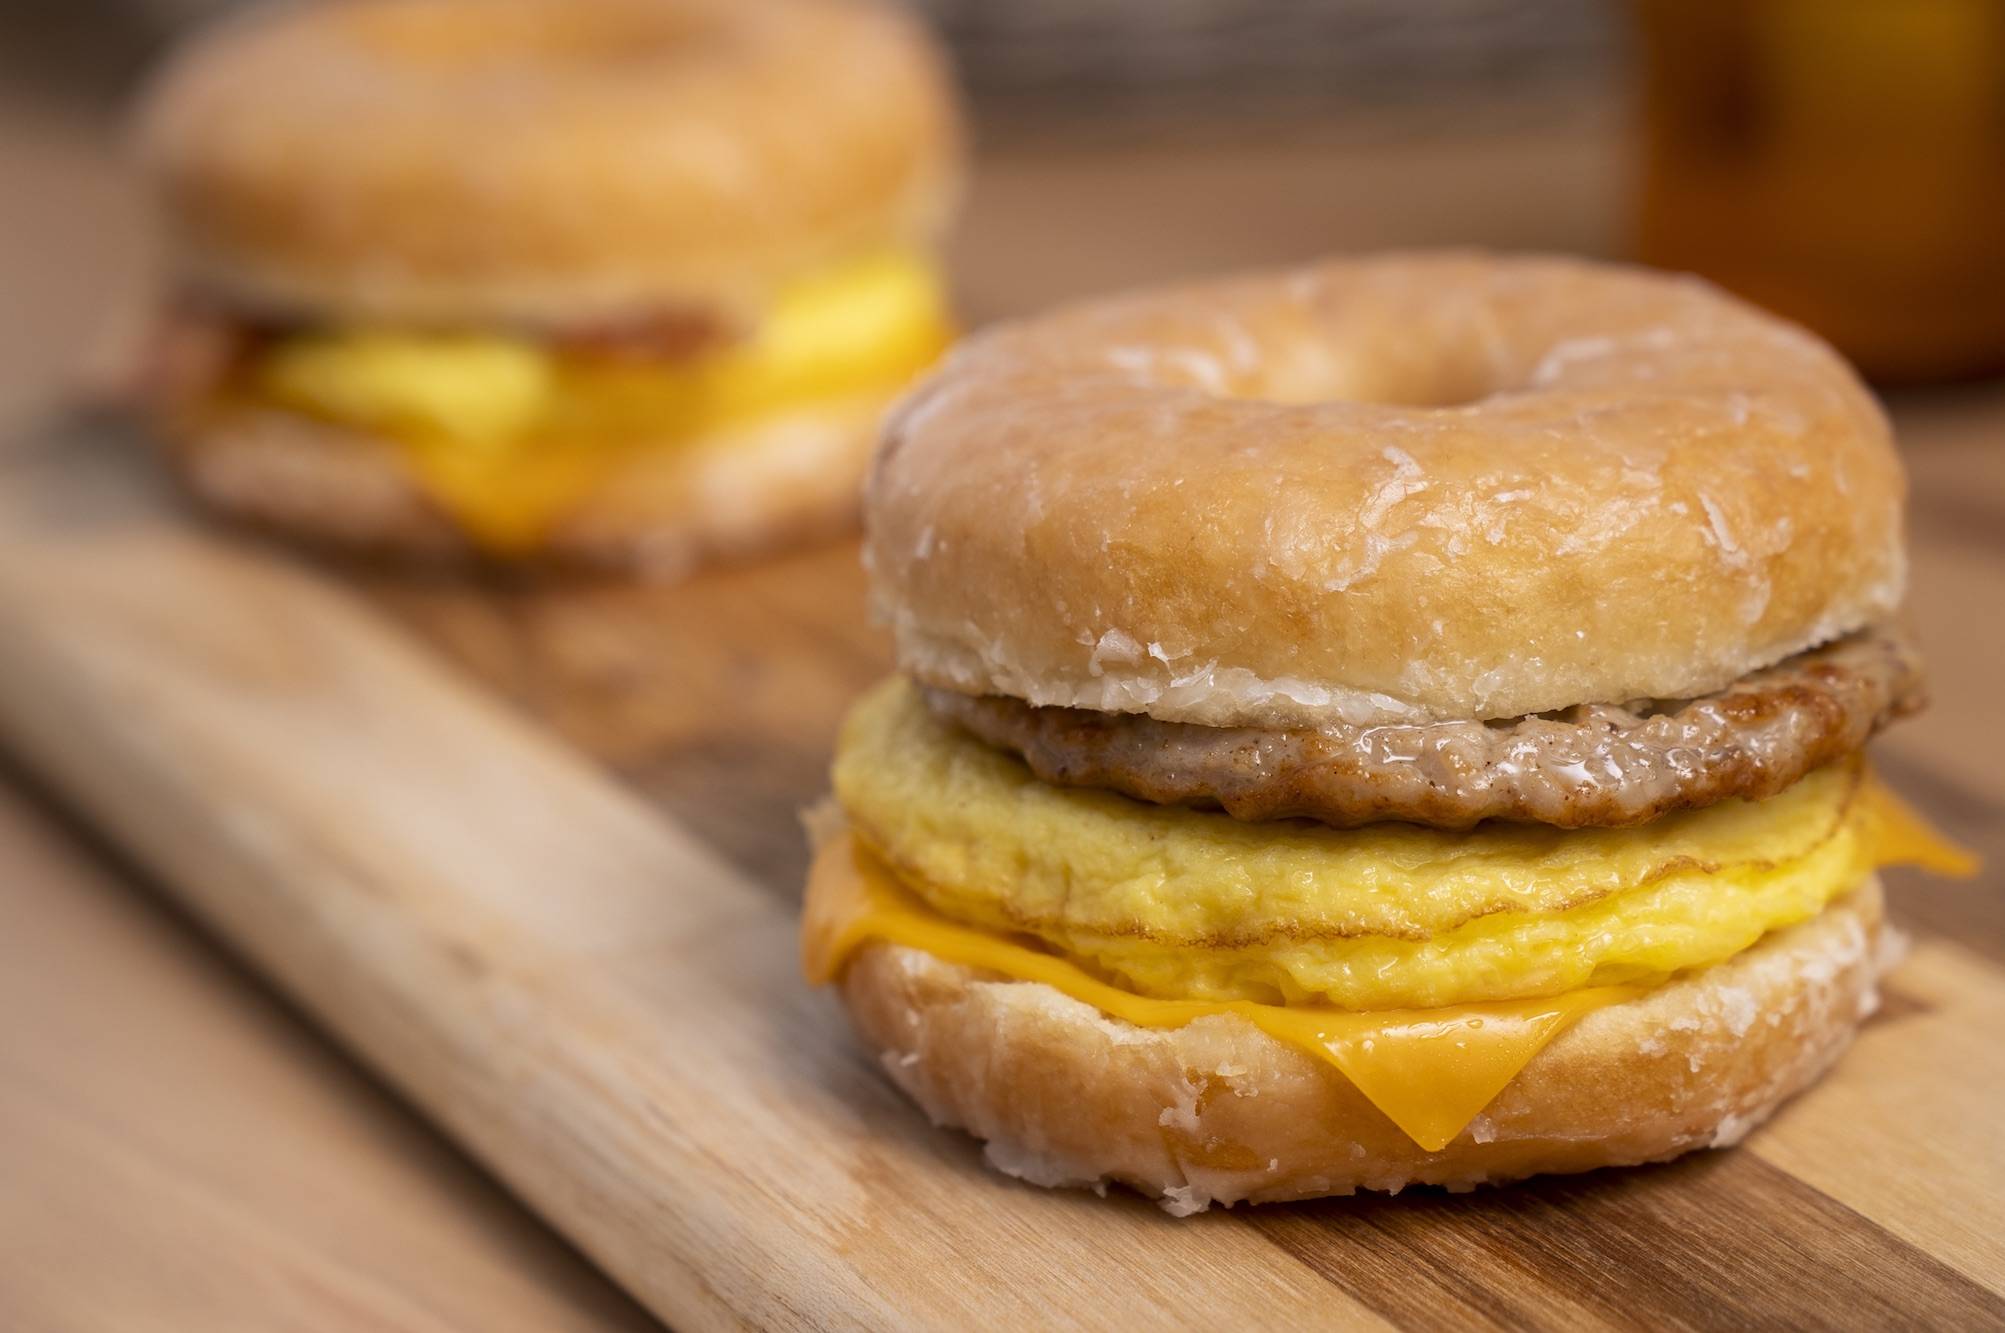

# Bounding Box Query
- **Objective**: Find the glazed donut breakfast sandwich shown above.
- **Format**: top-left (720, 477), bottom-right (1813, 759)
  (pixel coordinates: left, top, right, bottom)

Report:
top-left (803, 251), bottom-right (1975, 1212)
top-left (134, 0), bottom-right (960, 572)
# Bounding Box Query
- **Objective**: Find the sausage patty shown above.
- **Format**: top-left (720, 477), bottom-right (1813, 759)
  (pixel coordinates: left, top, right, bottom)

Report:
top-left (924, 624), bottom-right (1923, 829)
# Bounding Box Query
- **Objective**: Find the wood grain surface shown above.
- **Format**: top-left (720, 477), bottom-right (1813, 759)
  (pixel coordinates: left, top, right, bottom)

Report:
top-left (4, 93), bottom-right (2004, 1329)
top-left (0, 77), bottom-right (666, 1331)
top-left (1, 384), bottom-right (2001, 1330)
top-left (0, 764), bottom-right (659, 1333)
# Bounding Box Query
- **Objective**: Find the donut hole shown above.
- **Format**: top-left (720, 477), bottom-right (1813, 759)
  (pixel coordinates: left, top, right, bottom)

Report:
top-left (1142, 310), bottom-right (1523, 410)
top-left (1248, 342), bottom-right (1507, 411)
top-left (1327, 358), bottom-right (1502, 410)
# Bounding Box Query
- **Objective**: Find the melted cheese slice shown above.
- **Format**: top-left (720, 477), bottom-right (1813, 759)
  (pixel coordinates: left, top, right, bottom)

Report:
top-left (807, 787), bottom-right (1976, 1153)
top-left (804, 832), bottom-right (1641, 1153)
top-left (398, 434), bottom-right (634, 554)
top-left (1857, 773), bottom-right (1980, 878)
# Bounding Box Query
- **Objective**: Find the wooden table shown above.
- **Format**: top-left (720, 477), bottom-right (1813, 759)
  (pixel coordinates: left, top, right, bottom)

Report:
top-left (6, 88), bottom-right (2004, 1329)
top-left (0, 85), bottom-right (643, 1332)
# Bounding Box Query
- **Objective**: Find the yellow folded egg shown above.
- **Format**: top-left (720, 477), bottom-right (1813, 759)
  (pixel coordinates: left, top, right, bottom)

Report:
top-left (258, 330), bottom-right (555, 444)
top-left (246, 252), bottom-right (953, 549)
top-left (833, 676), bottom-right (1958, 1010)
top-left (253, 251), bottom-right (950, 450)
top-left (700, 251), bottom-right (954, 422)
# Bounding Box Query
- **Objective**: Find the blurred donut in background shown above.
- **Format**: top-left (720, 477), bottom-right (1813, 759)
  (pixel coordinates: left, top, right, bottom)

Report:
top-left (132, 0), bottom-right (963, 575)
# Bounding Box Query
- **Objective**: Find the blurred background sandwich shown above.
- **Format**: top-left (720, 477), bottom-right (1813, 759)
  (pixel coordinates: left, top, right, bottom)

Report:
top-left (131, 0), bottom-right (962, 573)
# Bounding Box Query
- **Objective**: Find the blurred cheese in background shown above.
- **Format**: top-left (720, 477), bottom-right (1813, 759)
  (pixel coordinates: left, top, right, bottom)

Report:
top-left (1636, 0), bottom-right (2005, 383)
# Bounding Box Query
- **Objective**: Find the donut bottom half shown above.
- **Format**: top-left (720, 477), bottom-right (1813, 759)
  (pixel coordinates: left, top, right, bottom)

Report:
top-left (836, 877), bottom-right (1890, 1214)
top-left (164, 387), bottom-right (890, 577)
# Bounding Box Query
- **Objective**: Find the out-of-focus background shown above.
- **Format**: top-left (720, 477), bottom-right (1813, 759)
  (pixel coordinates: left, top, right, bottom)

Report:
top-left (4, 0), bottom-right (1620, 420)
top-left (13, 0), bottom-right (2004, 421)
top-left (3, 3), bottom-right (2003, 1329)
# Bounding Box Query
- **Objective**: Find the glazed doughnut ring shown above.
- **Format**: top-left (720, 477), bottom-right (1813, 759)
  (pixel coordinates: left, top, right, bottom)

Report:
top-left (868, 252), bottom-right (1905, 729)
top-left (138, 0), bottom-right (961, 328)
top-left (839, 877), bottom-right (1887, 1206)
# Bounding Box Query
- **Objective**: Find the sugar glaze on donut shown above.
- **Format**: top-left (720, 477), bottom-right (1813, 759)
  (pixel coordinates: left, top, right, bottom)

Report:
top-left (868, 252), bottom-right (1904, 728)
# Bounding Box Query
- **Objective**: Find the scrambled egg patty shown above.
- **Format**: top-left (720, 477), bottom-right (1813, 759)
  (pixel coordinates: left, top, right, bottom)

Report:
top-left (834, 677), bottom-right (1905, 1009)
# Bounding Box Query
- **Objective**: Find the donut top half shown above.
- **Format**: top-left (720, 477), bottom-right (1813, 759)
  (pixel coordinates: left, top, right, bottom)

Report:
top-left (864, 252), bottom-right (1921, 830)
top-left (136, 0), bottom-right (963, 332)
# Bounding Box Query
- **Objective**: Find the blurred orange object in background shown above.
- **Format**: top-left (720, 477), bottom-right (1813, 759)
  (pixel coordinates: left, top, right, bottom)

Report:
top-left (1635, 0), bottom-right (2005, 383)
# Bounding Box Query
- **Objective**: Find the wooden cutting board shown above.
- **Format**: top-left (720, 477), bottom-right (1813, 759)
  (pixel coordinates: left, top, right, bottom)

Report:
top-left (2, 406), bottom-right (2003, 1331)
